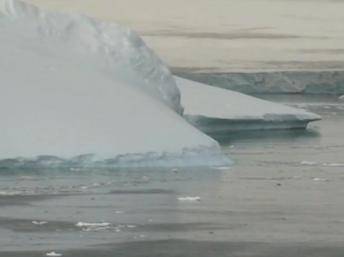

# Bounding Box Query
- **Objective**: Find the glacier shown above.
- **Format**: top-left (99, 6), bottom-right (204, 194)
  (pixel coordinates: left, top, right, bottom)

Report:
top-left (176, 77), bottom-right (321, 135)
top-left (0, 0), bottom-right (229, 168)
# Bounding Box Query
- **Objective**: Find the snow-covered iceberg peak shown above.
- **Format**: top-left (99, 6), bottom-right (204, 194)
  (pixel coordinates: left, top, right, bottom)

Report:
top-left (0, 0), bottom-right (182, 113)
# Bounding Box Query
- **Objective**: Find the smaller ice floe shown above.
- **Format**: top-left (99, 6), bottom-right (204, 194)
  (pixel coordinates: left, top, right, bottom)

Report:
top-left (339, 95), bottom-right (344, 101)
top-left (32, 221), bottom-right (48, 225)
top-left (46, 252), bottom-right (62, 257)
top-left (177, 196), bottom-right (201, 202)
top-left (301, 161), bottom-right (318, 166)
top-left (176, 77), bottom-right (321, 135)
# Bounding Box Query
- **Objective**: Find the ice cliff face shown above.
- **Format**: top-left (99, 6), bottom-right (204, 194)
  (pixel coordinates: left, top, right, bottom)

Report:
top-left (176, 71), bottom-right (344, 95)
top-left (0, 0), bottom-right (228, 167)
top-left (0, 0), bottom-right (182, 113)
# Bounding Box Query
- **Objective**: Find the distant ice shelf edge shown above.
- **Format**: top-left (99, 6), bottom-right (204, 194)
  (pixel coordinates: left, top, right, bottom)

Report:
top-left (175, 70), bottom-right (344, 95)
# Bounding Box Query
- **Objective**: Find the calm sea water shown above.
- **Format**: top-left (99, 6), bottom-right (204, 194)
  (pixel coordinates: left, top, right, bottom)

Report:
top-left (0, 94), bottom-right (344, 256)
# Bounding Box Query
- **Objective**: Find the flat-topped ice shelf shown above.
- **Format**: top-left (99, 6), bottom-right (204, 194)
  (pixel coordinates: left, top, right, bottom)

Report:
top-left (176, 77), bottom-right (321, 136)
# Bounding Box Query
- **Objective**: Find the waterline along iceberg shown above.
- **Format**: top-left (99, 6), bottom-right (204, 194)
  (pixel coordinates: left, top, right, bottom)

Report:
top-left (0, 0), bottom-right (229, 168)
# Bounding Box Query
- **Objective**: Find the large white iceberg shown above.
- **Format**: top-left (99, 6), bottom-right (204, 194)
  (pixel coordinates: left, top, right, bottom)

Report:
top-left (0, 0), bottom-right (229, 168)
top-left (176, 77), bottom-right (321, 135)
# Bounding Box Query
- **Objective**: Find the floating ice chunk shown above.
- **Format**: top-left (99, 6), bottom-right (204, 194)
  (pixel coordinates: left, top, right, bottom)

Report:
top-left (178, 196), bottom-right (201, 202)
top-left (215, 166), bottom-right (230, 170)
top-left (46, 252), bottom-right (62, 257)
top-left (323, 162), bottom-right (344, 167)
top-left (301, 161), bottom-right (318, 166)
top-left (0, 191), bottom-right (21, 196)
top-left (76, 222), bottom-right (111, 227)
top-left (312, 177), bottom-right (328, 182)
top-left (339, 95), bottom-right (344, 101)
top-left (32, 221), bottom-right (48, 225)
top-left (76, 222), bottom-right (111, 232)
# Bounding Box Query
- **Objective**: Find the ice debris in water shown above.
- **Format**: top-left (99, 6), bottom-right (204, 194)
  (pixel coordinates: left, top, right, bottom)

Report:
top-left (32, 221), bottom-right (48, 225)
top-left (215, 166), bottom-right (230, 170)
top-left (322, 163), bottom-right (344, 167)
top-left (312, 178), bottom-right (329, 182)
top-left (46, 252), bottom-right (62, 257)
top-left (339, 95), bottom-right (344, 101)
top-left (76, 222), bottom-right (111, 227)
top-left (178, 196), bottom-right (201, 202)
top-left (301, 161), bottom-right (318, 166)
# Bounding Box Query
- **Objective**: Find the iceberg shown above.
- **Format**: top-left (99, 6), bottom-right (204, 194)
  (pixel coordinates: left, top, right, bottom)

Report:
top-left (176, 77), bottom-right (321, 135)
top-left (0, 0), bottom-right (229, 168)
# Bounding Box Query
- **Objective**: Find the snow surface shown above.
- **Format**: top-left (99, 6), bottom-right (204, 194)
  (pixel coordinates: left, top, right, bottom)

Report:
top-left (0, 0), bottom-right (228, 167)
top-left (176, 77), bottom-right (321, 132)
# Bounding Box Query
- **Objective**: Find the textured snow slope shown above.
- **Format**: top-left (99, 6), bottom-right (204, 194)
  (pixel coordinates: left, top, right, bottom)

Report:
top-left (0, 0), bottom-right (228, 167)
top-left (1, 0), bottom-right (182, 113)
top-left (176, 77), bottom-right (321, 133)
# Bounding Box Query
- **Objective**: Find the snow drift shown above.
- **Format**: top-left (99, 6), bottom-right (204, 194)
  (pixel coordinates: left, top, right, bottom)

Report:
top-left (0, 0), bottom-right (229, 168)
top-left (176, 77), bottom-right (321, 135)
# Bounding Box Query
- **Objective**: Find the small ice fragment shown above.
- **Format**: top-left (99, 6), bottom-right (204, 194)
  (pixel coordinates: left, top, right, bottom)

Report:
top-left (46, 252), bottom-right (62, 257)
top-left (301, 161), bottom-right (317, 166)
top-left (0, 191), bottom-right (21, 196)
top-left (339, 95), bottom-right (344, 101)
top-left (127, 224), bottom-right (136, 228)
top-left (323, 163), bottom-right (344, 167)
top-left (115, 210), bottom-right (124, 214)
top-left (76, 222), bottom-right (111, 227)
top-left (215, 166), bottom-right (230, 170)
top-left (178, 196), bottom-right (201, 202)
top-left (32, 221), bottom-right (48, 225)
top-left (312, 178), bottom-right (328, 182)
top-left (141, 176), bottom-right (150, 181)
